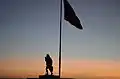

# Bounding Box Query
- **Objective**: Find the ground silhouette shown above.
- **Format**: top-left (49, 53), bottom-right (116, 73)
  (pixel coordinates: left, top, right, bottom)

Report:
top-left (27, 75), bottom-right (74, 79)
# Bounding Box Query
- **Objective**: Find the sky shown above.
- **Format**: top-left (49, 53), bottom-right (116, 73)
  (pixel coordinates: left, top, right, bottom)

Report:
top-left (0, 0), bottom-right (120, 78)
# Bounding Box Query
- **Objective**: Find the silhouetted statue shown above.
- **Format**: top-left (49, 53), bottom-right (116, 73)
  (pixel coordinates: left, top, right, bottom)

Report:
top-left (45, 54), bottom-right (53, 75)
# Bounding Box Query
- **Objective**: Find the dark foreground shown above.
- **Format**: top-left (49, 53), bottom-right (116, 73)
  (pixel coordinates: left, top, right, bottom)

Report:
top-left (26, 75), bottom-right (120, 79)
top-left (27, 75), bottom-right (74, 79)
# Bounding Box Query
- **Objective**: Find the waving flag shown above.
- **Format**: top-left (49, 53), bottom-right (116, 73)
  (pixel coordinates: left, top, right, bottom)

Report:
top-left (63, 0), bottom-right (83, 30)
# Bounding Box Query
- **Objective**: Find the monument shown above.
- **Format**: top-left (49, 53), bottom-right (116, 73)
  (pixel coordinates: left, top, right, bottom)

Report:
top-left (39, 54), bottom-right (59, 79)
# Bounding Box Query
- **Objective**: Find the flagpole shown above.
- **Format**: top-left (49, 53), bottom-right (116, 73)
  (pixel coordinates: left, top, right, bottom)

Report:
top-left (59, 0), bottom-right (62, 78)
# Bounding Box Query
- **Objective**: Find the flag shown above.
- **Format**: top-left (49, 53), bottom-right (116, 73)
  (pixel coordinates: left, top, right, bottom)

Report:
top-left (63, 0), bottom-right (83, 30)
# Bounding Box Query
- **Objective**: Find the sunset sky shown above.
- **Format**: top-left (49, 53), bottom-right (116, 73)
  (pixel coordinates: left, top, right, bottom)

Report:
top-left (0, 0), bottom-right (120, 78)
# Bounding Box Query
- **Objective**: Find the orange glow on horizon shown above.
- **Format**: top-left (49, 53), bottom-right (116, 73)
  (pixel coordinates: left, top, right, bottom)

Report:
top-left (0, 57), bottom-right (120, 78)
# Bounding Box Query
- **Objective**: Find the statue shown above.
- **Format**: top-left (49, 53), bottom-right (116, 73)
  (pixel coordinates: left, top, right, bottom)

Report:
top-left (45, 54), bottom-right (53, 75)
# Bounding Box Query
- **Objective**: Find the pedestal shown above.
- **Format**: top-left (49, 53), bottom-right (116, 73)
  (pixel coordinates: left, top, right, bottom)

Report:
top-left (39, 75), bottom-right (59, 79)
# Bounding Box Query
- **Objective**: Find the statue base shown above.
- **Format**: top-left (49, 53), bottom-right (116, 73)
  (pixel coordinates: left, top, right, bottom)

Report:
top-left (39, 75), bottom-right (59, 79)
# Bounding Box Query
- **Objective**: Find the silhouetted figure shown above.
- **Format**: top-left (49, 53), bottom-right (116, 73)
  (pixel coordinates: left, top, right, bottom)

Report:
top-left (45, 54), bottom-right (53, 75)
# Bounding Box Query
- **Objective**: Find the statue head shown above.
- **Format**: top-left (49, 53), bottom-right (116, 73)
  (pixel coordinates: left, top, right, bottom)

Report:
top-left (46, 54), bottom-right (50, 58)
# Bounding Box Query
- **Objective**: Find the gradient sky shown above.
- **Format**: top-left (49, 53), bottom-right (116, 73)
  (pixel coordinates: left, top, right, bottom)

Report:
top-left (0, 0), bottom-right (120, 78)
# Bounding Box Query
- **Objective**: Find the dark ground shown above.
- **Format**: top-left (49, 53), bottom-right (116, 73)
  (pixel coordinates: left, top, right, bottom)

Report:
top-left (27, 75), bottom-right (74, 79)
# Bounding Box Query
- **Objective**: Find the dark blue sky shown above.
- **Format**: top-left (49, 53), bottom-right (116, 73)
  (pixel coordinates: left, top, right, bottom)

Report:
top-left (0, 0), bottom-right (120, 60)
